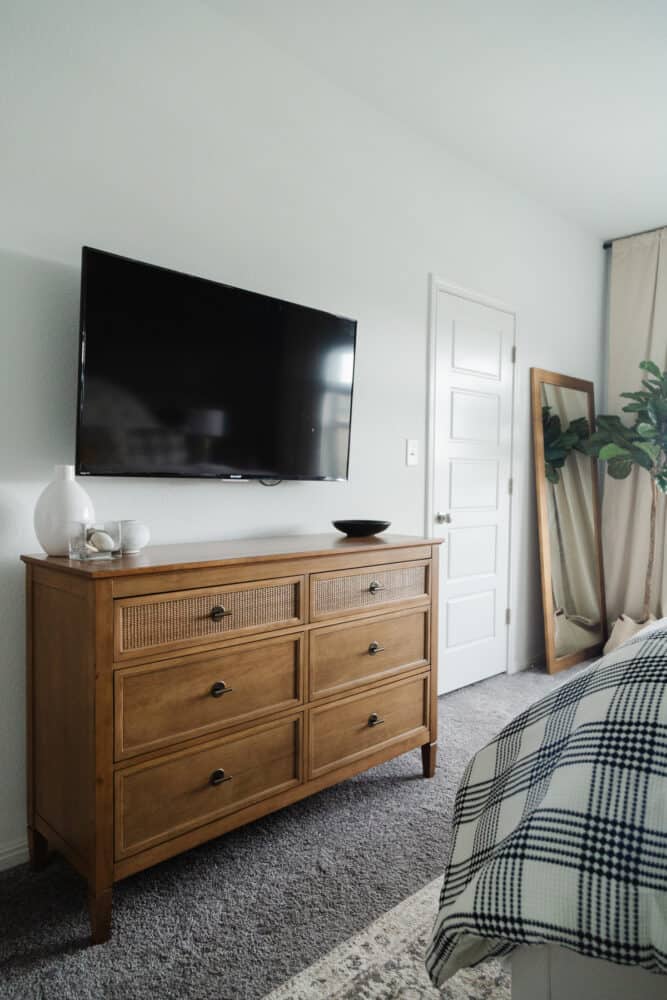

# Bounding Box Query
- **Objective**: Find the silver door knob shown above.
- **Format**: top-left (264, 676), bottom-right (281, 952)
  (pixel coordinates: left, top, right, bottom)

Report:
top-left (435, 512), bottom-right (451, 524)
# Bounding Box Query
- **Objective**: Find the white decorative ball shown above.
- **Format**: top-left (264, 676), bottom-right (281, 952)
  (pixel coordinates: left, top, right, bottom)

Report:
top-left (120, 520), bottom-right (151, 554)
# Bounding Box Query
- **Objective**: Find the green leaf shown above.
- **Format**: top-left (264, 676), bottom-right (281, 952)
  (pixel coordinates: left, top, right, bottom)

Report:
top-left (568, 417), bottom-right (590, 440)
top-left (607, 457), bottom-right (633, 479)
top-left (545, 465), bottom-right (560, 484)
top-left (620, 391), bottom-right (649, 402)
top-left (640, 359), bottom-right (662, 378)
top-left (635, 441), bottom-right (660, 462)
top-left (596, 414), bottom-right (625, 431)
top-left (599, 443), bottom-right (631, 461)
top-left (637, 422), bottom-right (657, 439)
top-left (655, 471), bottom-right (667, 493)
top-left (622, 402), bottom-right (649, 413)
top-left (630, 447), bottom-right (654, 471)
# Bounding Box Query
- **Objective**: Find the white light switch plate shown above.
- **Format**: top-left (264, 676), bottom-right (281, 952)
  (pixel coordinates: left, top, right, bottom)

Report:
top-left (406, 439), bottom-right (419, 466)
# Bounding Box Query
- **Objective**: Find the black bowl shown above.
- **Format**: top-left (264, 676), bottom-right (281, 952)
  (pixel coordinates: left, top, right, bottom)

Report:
top-left (332, 519), bottom-right (391, 538)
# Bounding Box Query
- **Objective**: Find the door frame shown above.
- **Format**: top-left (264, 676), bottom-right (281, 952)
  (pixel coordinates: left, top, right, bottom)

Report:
top-left (425, 275), bottom-right (519, 679)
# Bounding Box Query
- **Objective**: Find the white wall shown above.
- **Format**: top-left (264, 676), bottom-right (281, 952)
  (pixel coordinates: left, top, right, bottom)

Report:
top-left (0, 0), bottom-right (605, 865)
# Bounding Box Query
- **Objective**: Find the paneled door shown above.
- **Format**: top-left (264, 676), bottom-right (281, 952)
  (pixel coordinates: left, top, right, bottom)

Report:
top-left (427, 281), bottom-right (515, 693)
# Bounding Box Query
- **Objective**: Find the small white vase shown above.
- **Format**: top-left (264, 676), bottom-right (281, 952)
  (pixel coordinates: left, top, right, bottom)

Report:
top-left (34, 465), bottom-right (95, 556)
top-left (120, 520), bottom-right (150, 554)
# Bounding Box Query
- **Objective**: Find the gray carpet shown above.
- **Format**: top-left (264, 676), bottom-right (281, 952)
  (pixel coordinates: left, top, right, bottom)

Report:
top-left (0, 667), bottom-right (581, 999)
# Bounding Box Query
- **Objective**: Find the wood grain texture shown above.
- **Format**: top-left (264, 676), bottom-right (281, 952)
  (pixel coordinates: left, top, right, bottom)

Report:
top-left (25, 564), bottom-right (35, 841)
top-left (24, 534), bottom-right (441, 941)
top-left (88, 887), bottom-right (112, 945)
top-left (421, 742), bottom-right (437, 778)
top-left (92, 578), bottom-right (115, 899)
top-left (32, 580), bottom-right (95, 876)
top-left (308, 672), bottom-right (429, 779)
top-left (21, 534), bottom-right (438, 579)
top-left (115, 715), bottom-right (302, 859)
top-left (110, 546), bottom-right (433, 599)
top-left (309, 607), bottom-right (429, 699)
top-left (114, 632), bottom-right (304, 760)
top-left (428, 547), bottom-right (439, 741)
top-left (530, 369), bottom-right (607, 673)
top-left (112, 726), bottom-right (430, 882)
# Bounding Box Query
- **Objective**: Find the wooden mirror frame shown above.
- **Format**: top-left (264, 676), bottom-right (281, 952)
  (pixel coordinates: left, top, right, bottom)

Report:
top-left (530, 368), bottom-right (607, 673)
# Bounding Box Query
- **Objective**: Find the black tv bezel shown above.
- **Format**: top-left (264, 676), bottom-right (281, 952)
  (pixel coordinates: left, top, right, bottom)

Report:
top-left (75, 246), bottom-right (357, 482)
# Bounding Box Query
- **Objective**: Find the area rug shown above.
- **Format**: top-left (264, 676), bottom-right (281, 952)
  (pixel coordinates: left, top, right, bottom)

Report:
top-left (262, 877), bottom-right (510, 1000)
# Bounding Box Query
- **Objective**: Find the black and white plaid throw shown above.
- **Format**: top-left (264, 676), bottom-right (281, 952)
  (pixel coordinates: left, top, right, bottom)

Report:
top-left (425, 623), bottom-right (667, 986)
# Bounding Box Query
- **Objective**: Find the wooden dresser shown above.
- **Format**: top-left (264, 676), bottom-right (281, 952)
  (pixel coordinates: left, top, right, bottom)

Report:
top-left (22, 534), bottom-right (441, 942)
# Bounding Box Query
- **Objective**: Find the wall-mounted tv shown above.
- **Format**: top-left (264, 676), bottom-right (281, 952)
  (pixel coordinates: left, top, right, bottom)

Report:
top-left (76, 248), bottom-right (357, 480)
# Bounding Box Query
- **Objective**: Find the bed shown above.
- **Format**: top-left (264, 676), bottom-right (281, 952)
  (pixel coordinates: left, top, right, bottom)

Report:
top-left (425, 622), bottom-right (667, 997)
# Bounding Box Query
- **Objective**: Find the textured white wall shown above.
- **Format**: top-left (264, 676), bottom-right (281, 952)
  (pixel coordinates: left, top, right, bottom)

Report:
top-left (0, 0), bottom-right (604, 862)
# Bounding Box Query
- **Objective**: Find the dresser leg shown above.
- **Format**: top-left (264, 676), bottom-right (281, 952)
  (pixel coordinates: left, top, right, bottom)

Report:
top-left (88, 887), bottom-right (113, 944)
top-left (28, 827), bottom-right (50, 871)
top-left (421, 741), bottom-right (437, 778)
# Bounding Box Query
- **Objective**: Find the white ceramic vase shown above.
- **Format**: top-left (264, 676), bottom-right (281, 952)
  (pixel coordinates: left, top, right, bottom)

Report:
top-left (34, 465), bottom-right (95, 556)
top-left (120, 520), bottom-right (150, 554)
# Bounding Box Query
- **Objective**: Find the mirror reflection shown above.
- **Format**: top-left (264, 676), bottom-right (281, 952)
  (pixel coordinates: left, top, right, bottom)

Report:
top-left (541, 383), bottom-right (603, 657)
top-left (531, 370), bottom-right (606, 671)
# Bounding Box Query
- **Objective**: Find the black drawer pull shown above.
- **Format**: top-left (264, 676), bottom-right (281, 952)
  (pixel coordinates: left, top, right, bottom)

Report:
top-left (368, 712), bottom-right (385, 727)
top-left (210, 681), bottom-right (233, 698)
top-left (210, 768), bottom-right (233, 786)
top-left (210, 605), bottom-right (232, 622)
top-left (368, 641), bottom-right (385, 655)
top-left (368, 580), bottom-right (385, 594)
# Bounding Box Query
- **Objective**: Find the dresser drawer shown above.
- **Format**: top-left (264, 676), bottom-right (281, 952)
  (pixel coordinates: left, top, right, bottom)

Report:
top-left (115, 715), bottom-right (302, 858)
top-left (309, 673), bottom-right (429, 778)
top-left (310, 561), bottom-right (429, 622)
top-left (114, 576), bottom-right (304, 660)
top-left (114, 633), bottom-right (304, 760)
top-left (310, 609), bottom-right (429, 700)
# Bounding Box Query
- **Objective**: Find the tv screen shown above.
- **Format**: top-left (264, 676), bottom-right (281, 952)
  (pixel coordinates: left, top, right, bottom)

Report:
top-left (76, 248), bottom-right (356, 480)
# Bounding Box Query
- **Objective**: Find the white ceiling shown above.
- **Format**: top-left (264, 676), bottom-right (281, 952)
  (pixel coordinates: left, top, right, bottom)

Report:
top-left (210, 0), bottom-right (667, 240)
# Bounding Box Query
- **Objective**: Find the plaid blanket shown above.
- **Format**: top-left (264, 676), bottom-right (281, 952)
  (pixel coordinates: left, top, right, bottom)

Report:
top-left (426, 624), bottom-right (667, 986)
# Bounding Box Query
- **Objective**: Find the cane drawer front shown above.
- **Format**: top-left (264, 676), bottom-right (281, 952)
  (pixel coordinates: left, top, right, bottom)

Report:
top-left (114, 633), bottom-right (304, 760)
top-left (115, 715), bottom-right (302, 858)
top-left (310, 561), bottom-right (429, 622)
top-left (309, 673), bottom-right (429, 778)
top-left (114, 576), bottom-right (304, 661)
top-left (310, 609), bottom-right (429, 700)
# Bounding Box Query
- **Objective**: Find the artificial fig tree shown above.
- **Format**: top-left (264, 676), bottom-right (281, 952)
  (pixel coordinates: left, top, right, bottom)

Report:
top-left (542, 406), bottom-right (590, 484)
top-left (587, 360), bottom-right (667, 623)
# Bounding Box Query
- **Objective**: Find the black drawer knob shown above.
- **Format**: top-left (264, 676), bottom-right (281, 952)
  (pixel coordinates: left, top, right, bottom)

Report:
top-left (210, 768), bottom-right (232, 786)
top-left (368, 580), bottom-right (385, 594)
top-left (368, 641), bottom-right (385, 655)
top-left (210, 681), bottom-right (233, 698)
top-left (210, 605), bottom-right (232, 622)
top-left (368, 712), bottom-right (385, 727)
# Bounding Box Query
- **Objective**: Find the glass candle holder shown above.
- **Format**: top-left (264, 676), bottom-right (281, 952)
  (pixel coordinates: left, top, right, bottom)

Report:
top-left (68, 521), bottom-right (122, 560)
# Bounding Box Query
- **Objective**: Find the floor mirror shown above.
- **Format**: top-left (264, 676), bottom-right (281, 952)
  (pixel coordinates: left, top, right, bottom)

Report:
top-left (531, 369), bottom-right (606, 673)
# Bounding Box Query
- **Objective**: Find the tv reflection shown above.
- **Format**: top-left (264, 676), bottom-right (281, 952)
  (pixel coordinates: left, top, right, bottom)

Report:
top-left (78, 338), bottom-right (354, 480)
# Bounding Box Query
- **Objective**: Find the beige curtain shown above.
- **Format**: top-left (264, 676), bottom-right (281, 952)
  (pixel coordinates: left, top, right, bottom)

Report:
top-left (544, 384), bottom-right (600, 624)
top-left (604, 228), bottom-right (667, 621)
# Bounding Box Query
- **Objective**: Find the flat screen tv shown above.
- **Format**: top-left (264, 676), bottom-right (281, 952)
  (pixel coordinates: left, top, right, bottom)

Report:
top-left (76, 248), bottom-right (357, 480)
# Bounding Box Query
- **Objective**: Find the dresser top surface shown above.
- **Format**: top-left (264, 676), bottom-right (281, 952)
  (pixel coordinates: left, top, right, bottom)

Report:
top-left (21, 533), bottom-right (440, 578)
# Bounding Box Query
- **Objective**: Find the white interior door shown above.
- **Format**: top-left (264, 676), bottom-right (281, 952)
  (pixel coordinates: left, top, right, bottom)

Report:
top-left (428, 283), bottom-right (515, 693)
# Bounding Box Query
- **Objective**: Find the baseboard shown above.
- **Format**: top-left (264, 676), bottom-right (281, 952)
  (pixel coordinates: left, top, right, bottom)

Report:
top-left (0, 835), bottom-right (29, 871)
top-left (508, 651), bottom-right (545, 674)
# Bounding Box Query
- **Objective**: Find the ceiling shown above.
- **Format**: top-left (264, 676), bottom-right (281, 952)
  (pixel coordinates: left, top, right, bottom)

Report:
top-left (210, 0), bottom-right (667, 240)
